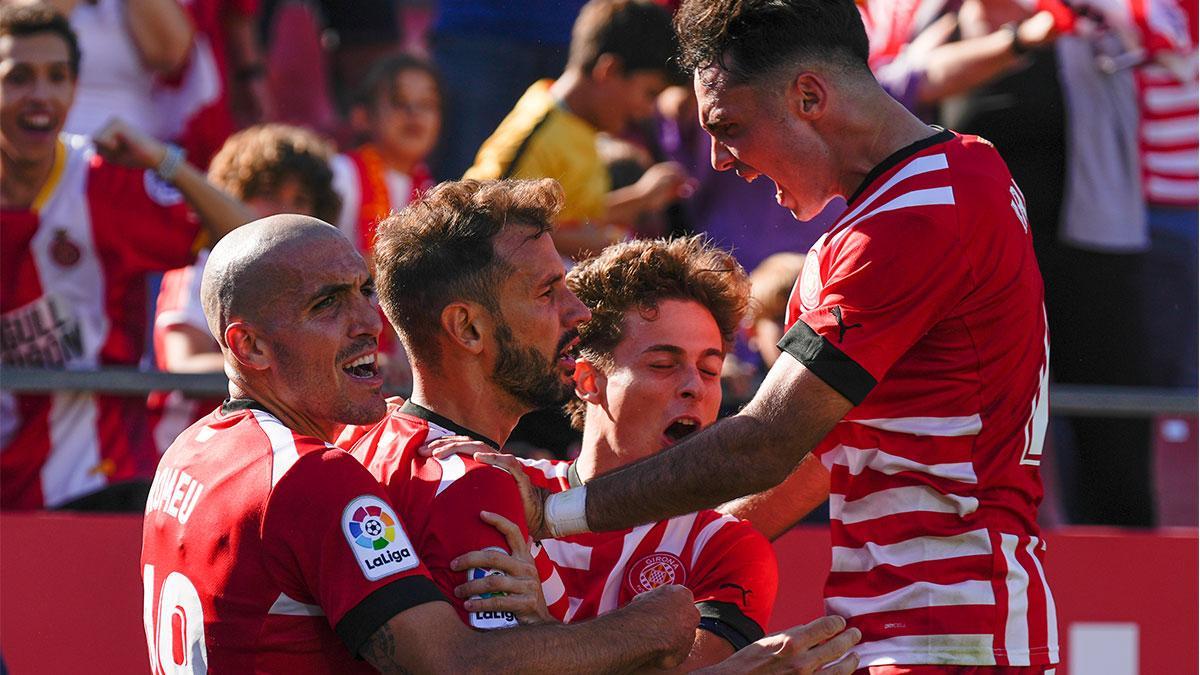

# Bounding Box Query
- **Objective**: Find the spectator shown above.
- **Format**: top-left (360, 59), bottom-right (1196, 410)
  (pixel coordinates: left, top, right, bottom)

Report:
top-left (0, 3), bottom-right (253, 510)
top-left (429, 0), bottom-right (584, 180)
top-left (747, 252), bottom-right (806, 372)
top-left (150, 124), bottom-right (341, 453)
top-left (465, 0), bottom-right (691, 260)
top-left (56, 0), bottom-right (195, 139)
top-left (330, 54), bottom-right (438, 257)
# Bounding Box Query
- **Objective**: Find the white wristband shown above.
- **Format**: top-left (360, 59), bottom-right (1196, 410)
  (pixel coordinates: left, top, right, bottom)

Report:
top-left (545, 486), bottom-right (589, 538)
top-left (155, 144), bottom-right (185, 182)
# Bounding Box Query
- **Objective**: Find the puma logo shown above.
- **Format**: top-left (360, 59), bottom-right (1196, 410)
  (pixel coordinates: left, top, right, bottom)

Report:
top-left (829, 306), bottom-right (862, 343)
top-left (719, 582), bottom-right (753, 606)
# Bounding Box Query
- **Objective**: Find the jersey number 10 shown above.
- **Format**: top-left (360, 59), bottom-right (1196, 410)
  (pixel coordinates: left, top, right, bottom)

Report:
top-left (143, 564), bottom-right (208, 674)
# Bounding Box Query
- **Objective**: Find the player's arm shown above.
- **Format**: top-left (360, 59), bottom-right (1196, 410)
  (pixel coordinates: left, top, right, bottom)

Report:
top-left (93, 119), bottom-right (254, 242)
top-left (718, 453), bottom-right (831, 541)
top-left (569, 355), bottom-right (852, 534)
top-left (361, 583), bottom-right (698, 674)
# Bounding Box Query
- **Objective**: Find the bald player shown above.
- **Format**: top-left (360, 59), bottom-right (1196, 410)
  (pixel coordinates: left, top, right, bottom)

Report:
top-left (139, 214), bottom-right (699, 673)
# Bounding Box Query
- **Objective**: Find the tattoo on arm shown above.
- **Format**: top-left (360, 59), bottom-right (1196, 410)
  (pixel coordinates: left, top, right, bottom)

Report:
top-left (362, 624), bottom-right (411, 675)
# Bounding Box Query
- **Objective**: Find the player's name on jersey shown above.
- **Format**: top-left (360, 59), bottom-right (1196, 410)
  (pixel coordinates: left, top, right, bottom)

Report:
top-left (145, 465), bottom-right (205, 525)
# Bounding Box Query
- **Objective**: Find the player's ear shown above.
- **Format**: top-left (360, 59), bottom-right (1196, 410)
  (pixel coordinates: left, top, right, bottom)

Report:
top-left (440, 301), bottom-right (485, 355)
top-left (225, 322), bottom-right (270, 370)
top-left (574, 359), bottom-right (604, 405)
top-left (787, 72), bottom-right (828, 119)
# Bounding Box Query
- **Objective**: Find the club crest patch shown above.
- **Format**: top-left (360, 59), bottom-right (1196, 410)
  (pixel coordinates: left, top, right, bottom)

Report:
top-left (341, 495), bottom-right (419, 581)
top-left (627, 552), bottom-right (686, 595)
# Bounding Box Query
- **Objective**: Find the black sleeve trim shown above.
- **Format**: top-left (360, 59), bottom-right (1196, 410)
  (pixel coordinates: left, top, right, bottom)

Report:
top-left (336, 575), bottom-right (449, 658)
top-left (778, 320), bottom-right (877, 405)
top-left (696, 601), bottom-right (765, 652)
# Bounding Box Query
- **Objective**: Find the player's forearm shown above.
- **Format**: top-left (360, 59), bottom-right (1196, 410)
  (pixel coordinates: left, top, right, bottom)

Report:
top-left (581, 357), bottom-right (850, 533)
top-left (916, 29), bottom-right (1020, 104)
top-left (719, 453), bottom-right (831, 541)
top-left (462, 607), bottom-right (678, 673)
top-left (169, 162), bottom-right (255, 242)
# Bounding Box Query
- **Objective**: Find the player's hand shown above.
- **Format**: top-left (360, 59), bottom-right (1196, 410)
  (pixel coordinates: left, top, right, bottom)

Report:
top-left (627, 584), bottom-right (699, 669)
top-left (419, 434), bottom-right (492, 460)
top-left (474, 451), bottom-right (552, 541)
top-left (450, 511), bottom-right (555, 625)
top-left (93, 118), bottom-right (169, 171)
top-left (694, 615), bottom-right (861, 675)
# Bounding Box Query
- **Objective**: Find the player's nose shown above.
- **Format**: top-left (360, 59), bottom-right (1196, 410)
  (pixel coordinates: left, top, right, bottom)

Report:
top-left (710, 137), bottom-right (735, 172)
top-left (562, 290), bottom-right (591, 328)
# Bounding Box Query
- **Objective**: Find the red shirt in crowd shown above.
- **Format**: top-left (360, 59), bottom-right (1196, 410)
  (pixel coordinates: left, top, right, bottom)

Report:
top-left (1, 134), bottom-right (200, 509)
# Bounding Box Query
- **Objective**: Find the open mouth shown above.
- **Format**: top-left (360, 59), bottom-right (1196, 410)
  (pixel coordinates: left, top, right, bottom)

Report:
top-left (18, 110), bottom-right (55, 134)
top-left (663, 417), bottom-right (701, 444)
top-left (342, 352), bottom-right (380, 380)
top-left (557, 334), bottom-right (581, 373)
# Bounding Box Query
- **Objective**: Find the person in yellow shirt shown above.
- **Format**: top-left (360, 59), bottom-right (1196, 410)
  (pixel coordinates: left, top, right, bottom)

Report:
top-left (465, 0), bottom-right (691, 260)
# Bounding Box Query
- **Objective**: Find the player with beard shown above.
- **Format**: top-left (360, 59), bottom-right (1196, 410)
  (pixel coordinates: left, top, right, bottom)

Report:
top-left (141, 214), bottom-right (699, 673)
top-left (339, 178), bottom-right (590, 631)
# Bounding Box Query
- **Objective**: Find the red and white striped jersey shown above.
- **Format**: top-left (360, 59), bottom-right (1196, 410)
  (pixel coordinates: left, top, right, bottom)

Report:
top-left (781, 130), bottom-right (1058, 667)
top-left (344, 400), bottom-right (570, 628)
top-left (148, 250), bottom-right (224, 454)
top-left (518, 458), bottom-right (778, 649)
top-left (1134, 0), bottom-right (1198, 208)
top-left (1, 134), bottom-right (200, 509)
top-left (140, 399), bottom-right (443, 673)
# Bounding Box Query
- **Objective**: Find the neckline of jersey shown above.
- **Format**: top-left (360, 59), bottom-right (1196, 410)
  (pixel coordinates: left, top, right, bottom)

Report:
top-left (845, 126), bottom-right (955, 207)
top-left (398, 400), bottom-right (502, 451)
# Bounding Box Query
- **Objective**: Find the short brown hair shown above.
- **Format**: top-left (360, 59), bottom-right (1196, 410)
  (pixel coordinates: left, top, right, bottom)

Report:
top-left (565, 235), bottom-right (749, 427)
top-left (373, 178), bottom-right (563, 366)
top-left (749, 252), bottom-right (805, 323)
top-left (567, 0), bottom-right (678, 76)
top-left (354, 53), bottom-right (442, 109)
top-left (675, 0), bottom-right (870, 82)
top-left (207, 124), bottom-right (340, 223)
top-left (0, 3), bottom-right (81, 76)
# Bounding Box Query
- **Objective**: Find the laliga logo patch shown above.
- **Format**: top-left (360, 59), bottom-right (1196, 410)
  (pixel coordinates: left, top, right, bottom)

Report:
top-left (467, 547), bottom-right (518, 630)
top-left (342, 496), bottom-right (419, 581)
top-left (627, 552), bottom-right (686, 595)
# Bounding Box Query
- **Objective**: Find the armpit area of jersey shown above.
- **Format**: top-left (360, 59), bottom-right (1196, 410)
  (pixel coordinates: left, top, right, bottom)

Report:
top-left (778, 320), bottom-right (876, 405)
top-left (696, 600), bottom-right (765, 651)
top-left (336, 575), bottom-right (448, 658)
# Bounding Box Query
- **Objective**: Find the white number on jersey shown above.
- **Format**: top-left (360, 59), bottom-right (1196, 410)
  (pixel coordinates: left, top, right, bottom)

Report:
top-left (143, 564), bottom-right (208, 674)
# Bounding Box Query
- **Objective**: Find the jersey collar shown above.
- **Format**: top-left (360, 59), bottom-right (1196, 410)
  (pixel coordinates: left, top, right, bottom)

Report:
top-left (845, 126), bottom-right (955, 207)
top-left (399, 400), bottom-right (501, 451)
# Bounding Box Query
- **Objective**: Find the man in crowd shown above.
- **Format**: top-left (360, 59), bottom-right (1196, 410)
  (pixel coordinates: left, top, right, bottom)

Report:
top-left (514, 236), bottom-right (785, 670)
top-left (0, 3), bottom-right (253, 510)
top-left (511, 0), bottom-right (1059, 672)
top-left (465, 0), bottom-right (691, 259)
top-left (141, 214), bottom-right (699, 672)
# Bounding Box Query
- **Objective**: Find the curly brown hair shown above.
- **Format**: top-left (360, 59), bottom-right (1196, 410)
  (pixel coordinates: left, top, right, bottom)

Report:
top-left (207, 124), bottom-right (340, 223)
top-left (373, 178), bottom-right (563, 368)
top-left (564, 235), bottom-right (750, 428)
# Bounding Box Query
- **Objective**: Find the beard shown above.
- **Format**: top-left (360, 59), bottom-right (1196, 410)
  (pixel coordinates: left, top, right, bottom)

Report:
top-left (491, 318), bottom-right (576, 410)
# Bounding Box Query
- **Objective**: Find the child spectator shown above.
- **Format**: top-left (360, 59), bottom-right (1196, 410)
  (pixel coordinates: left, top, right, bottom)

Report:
top-left (747, 252), bottom-right (806, 371)
top-left (150, 124), bottom-right (341, 453)
top-left (330, 54), bottom-right (439, 257)
top-left (465, 0), bottom-right (691, 260)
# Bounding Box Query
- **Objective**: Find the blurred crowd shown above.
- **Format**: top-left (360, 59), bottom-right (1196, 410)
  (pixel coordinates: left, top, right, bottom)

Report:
top-left (1, 0), bottom-right (1195, 527)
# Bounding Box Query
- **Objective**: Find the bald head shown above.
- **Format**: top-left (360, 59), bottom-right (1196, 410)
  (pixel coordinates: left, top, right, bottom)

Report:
top-left (201, 214), bottom-right (354, 346)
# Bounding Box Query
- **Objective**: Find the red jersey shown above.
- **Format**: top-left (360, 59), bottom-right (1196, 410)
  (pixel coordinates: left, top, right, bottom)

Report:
top-left (148, 250), bottom-right (224, 454)
top-left (344, 400), bottom-right (569, 629)
top-left (1, 134), bottom-right (200, 508)
top-left (140, 400), bottom-right (444, 673)
top-left (329, 146), bottom-right (433, 256)
top-left (518, 458), bottom-right (778, 650)
top-left (781, 130), bottom-right (1057, 667)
